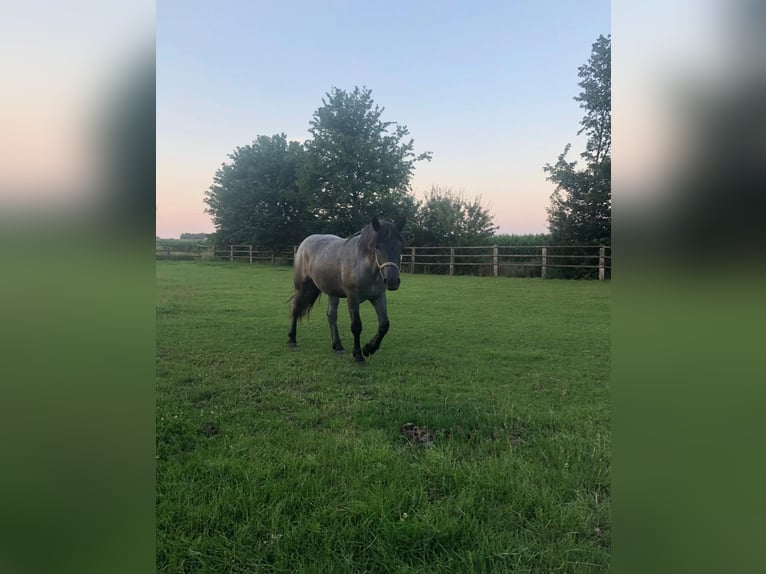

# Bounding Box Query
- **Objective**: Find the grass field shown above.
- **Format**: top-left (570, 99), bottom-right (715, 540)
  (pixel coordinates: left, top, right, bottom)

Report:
top-left (156, 261), bottom-right (611, 573)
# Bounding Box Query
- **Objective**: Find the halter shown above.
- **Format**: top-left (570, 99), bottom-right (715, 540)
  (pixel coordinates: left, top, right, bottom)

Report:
top-left (375, 251), bottom-right (400, 277)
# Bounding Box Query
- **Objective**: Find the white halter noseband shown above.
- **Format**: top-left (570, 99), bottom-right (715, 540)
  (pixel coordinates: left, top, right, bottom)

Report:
top-left (375, 251), bottom-right (400, 276)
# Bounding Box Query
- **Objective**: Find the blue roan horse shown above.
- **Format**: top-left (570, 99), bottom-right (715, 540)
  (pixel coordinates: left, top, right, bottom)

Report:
top-left (288, 217), bottom-right (405, 363)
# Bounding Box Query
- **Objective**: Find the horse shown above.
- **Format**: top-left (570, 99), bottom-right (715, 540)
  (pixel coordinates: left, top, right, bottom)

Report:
top-left (288, 217), bottom-right (405, 363)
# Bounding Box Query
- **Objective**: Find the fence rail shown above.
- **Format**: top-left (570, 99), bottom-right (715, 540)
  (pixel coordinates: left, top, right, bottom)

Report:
top-left (400, 245), bottom-right (610, 279)
top-left (155, 243), bottom-right (211, 261)
top-left (214, 245), bottom-right (295, 265)
top-left (156, 243), bottom-right (611, 279)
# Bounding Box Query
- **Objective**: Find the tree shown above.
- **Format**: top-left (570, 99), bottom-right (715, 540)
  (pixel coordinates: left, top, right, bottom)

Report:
top-left (411, 186), bottom-right (498, 246)
top-left (179, 232), bottom-right (210, 240)
top-left (204, 87), bottom-right (430, 246)
top-left (204, 134), bottom-right (309, 249)
top-left (302, 86), bottom-right (431, 236)
top-left (545, 146), bottom-right (610, 245)
top-left (545, 34), bottom-right (611, 246)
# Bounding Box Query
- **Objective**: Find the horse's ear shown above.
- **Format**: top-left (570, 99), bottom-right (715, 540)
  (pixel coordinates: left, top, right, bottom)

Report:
top-left (396, 218), bottom-right (406, 232)
top-left (372, 217), bottom-right (381, 231)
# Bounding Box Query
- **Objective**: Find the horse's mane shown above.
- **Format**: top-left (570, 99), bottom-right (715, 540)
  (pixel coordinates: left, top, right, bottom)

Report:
top-left (344, 230), bottom-right (362, 244)
top-left (357, 224), bottom-right (377, 250)
top-left (346, 220), bottom-right (399, 250)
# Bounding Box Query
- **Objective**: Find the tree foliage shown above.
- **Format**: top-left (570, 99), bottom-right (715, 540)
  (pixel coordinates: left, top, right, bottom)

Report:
top-left (204, 134), bottom-right (308, 248)
top-left (491, 233), bottom-right (551, 247)
top-left (410, 186), bottom-right (498, 246)
top-left (179, 232), bottom-right (210, 240)
top-left (203, 87), bottom-right (502, 249)
top-left (574, 35), bottom-right (611, 166)
top-left (545, 34), bottom-right (611, 246)
top-left (302, 86), bottom-right (430, 237)
top-left (204, 87), bottom-right (431, 246)
top-left (546, 146), bottom-right (611, 245)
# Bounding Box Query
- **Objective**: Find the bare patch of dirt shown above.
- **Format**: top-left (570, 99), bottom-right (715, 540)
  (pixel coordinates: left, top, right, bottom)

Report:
top-left (399, 422), bottom-right (530, 448)
top-left (399, 423), bottom-right (435, 446)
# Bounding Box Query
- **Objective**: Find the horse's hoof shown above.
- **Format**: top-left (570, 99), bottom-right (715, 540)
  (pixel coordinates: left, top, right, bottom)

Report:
top-left (353, 355), bottom-right (365, 364)
top-left (334, 348), bottom-right (345, 354)
top-left (363, 344), bottom-right (377, 357)
top-left (287, 341), bottom-right (297, 348)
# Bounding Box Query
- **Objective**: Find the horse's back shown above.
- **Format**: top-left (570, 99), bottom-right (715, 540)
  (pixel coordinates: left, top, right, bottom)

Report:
top-left (298, 234), bottom-right (343, 251)
top-left (294, 234), bottom-right (348, 295)
top-left (295, 234), bottom-right (344, 268)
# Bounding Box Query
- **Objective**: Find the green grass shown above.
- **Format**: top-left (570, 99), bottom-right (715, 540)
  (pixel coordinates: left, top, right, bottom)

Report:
top-left (157, 261), bottom-right (610, 573)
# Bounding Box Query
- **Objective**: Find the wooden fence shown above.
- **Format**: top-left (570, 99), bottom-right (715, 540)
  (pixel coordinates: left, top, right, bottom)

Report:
top-left (156, 243), bottom-right (611, 279)
top-left (401, 245), bottom-right (611, 280)
top-left (155, 243), bottom-right (211, 260)
top-left (155, 244), bottom-right (294, 264)
top-left (213, 245), bottom-right (295, 265)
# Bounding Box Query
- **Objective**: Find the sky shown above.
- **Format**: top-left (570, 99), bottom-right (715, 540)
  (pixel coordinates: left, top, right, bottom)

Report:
top-left (156, 0), bottom-right (610, 238)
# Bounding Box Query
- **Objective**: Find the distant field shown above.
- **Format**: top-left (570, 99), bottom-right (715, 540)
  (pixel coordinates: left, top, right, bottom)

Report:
top-left (156, 261), bottom-right (611, 573)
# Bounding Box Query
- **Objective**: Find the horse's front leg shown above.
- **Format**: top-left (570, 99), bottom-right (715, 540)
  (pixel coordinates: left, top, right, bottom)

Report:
top-left (346, 296), bottom-right (364, 363)
top-left (327, 295), bottom-right (344, 352)
top-left (362, 294), bottom-right (389, 358)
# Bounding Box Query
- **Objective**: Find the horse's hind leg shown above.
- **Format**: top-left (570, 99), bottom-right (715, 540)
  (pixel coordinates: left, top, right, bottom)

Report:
top-left (287, 280), bottom-right (321, 347)
top-left (327, 295), bottom-right (344, 352)
top-left (288, 311), bottom-right (299, 347)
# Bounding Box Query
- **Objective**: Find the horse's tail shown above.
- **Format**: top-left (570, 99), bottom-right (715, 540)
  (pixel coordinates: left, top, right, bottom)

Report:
top-left (289, 239), bottom-right (321, 321)
top-left (288, 288), bottom-right (321, 321)
top-left (287, 294), bottom-right (295, 317)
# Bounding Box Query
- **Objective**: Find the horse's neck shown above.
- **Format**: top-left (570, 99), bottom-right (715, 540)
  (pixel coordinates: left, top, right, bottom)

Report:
top-left (346, 234), bottom-right (374, 262)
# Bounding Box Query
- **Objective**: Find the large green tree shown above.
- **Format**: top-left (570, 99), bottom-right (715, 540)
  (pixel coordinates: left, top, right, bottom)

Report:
top-left (205, 87), bottom-right (431, 246)
top-left (302, 86), bottom-right (431, 236)
top-left (545, 34), bottom-right (611, 246)
top-left (410, 186), bottom-right (497, 246)
top-left (204, 134), bottom-right (309, 248)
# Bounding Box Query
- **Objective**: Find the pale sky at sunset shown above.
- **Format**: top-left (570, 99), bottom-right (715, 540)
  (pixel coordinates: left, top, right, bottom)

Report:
top-left (157, 0), bottom-right (609, 238)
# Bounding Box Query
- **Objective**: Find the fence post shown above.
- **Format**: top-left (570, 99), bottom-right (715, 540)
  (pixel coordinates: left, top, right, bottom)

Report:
top-left (541, 247), bottom-right (547, 279)
top-left (449, 248), bottom-right (455, 276)
top-left (249, 245), bottom-right (253, 264)
top-left (599, 246), bottom-right (605, 280)
top-left (229, 245), bottom-right (234, 262)
top-left (410, 247), bottom-right (416, 273)
top-left (493, 245), bottom-right (498, 277)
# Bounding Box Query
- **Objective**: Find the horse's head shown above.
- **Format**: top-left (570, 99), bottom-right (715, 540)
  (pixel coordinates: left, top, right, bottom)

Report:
top-left (371, 216), bottom-right (405, 291)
